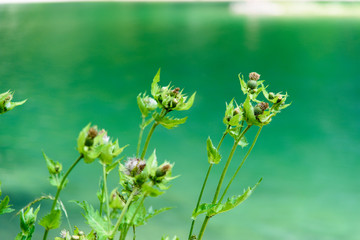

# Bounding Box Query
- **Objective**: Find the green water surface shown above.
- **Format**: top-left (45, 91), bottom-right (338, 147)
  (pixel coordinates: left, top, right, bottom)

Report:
top-left (0, 3), bottom-right (359, 240)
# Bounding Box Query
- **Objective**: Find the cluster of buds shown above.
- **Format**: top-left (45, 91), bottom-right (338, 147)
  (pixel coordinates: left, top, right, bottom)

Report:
top-left (77, 124), bottom-right (127, 164)
top-left (151, 69), bottom-right (195, 112)
top-left (236, 72), bottom-right (290, 126)
top-left (56, 227), bottom-right (92, 240)
top-left (0, 90), bottom-right (26, 114)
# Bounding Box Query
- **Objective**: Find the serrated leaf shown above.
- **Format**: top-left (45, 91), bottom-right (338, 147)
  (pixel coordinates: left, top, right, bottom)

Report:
top-left (175, 92), bottom-right (196, 111)
top-left (49, 175), bottom-right (61, 188)
top-left (39, 210), bottom-right (61, 230)
top-left (238, 135), bottom-right (248, 148)
top-left (142, 183), bottom-right (164, 197)
top-left (151, 68), bottom-right (161, 97)
top-left (239, 74), bottom-right (248, 94)
top-left (206, 137), bottom-right (221, 164)
top-left (155, 115), bottom-right (187, 129)
top-left (77, 123), bottom-right (91, 153)
top-left (75, 201), bottom-right (111, 238)
top-left (209, 178), bottom-right (262, 217)
top-left (191, 202), bottom-right (216, 220)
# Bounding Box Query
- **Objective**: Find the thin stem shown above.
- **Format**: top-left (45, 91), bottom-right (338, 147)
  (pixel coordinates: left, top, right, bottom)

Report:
top-left (102, 164), bottom-right (111, 224)
top-left (197, 126), bottom-right (251, 240)
top-left (109, 189), bottom-right (137, 239)
top-left (188, 131), bottom-right (228, 240)
top-left (212, 126), bottom-right (251, 203)
top-left (128, 195), bottom-right (146, 240)
top-left (133, 226), bottom-right (136, 240)
top-left (43, 154), bottom-right (83, 240)
top-left (136, 117), bottom-right (146, 158)
top-left (140, 109), bottom-right (166, 159)
top-left (218, 126), bottom-right (263, 203)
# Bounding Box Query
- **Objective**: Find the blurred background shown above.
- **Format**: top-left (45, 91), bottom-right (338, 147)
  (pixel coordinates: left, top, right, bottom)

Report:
top-left (0, 1), bottom-right (360, 239)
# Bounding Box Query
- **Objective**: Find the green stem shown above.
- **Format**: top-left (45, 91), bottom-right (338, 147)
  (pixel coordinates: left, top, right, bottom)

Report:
top-left (109, 189), bottom-right (137, 239)
top-left (133, 226), bottom-right (136, 240)
top-left (197, 126), bottom-right (251, 240)
top-left (140, 109), bottom-right (166, 159)
top-left (188, 131), bottom-right (228, 240)
top-left (43, 154), bottom-right (83, 240)
top-left (136, 117), bottom-right (146, 158)
top-left (127, 195), bottom-right (146, 240)
top-left (102, 164), bottom-right (111, 224)
top-left (218, 126), bottom-right (263, 203)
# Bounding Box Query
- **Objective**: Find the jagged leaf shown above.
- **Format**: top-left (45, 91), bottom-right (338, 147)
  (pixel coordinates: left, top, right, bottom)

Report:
top-left (155, 115), bottom-right (187, 129)
top-left (151, 68), bottom-right (161, 97)
top-left (206, 137), bottom-right (221, 164)
top-left (75, 201), bottom-right (111, 238)
top-left (0, 195), bottom-right (14, 215)
top-left (39, 210), bottom-right (61, 230)
top-left (191, 202), bottom-right (216, 220)
top-left (175, 92), bottom-right (196, 111)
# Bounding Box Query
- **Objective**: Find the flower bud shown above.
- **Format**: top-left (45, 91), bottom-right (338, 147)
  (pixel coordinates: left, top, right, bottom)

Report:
top-left (85, 127), bottom-right (98, 146)
top-left (144, 97), bottom-right (158, 111)
top-left (247, 80), bottom-right (257, 89)
top-left (254, 102), bottom-right (269, 116)
top-left (124, 157), bottom-right (146, 176)
top-left (249, 72), bottom-right (260, 81)
top-left (71, 235), bottom-right (80, 240)
top-left (233, 107), bottom-right (240, 116)
top-left (169, 98), bottom-right (179, 108)
top-left (155, 163), bottom-right (172, 178)
top-left (268, 92), bottom-right (275, 99)
top-left (276, 95), bottom-right (283, 103)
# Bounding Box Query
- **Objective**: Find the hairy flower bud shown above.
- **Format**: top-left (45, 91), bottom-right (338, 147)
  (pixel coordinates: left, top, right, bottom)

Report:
top-left (254, 102), bottom-right (269, 116)
top-left (144, 97), bottom-right (158, 111)
top-left (233, 107), bottom-right (240, 116)
top-left (276, 94), bottom-right (283, 103)
top-left (249, 72), bottom-right (260, 81)
top-left (124, 157), bottom-right (146, 176)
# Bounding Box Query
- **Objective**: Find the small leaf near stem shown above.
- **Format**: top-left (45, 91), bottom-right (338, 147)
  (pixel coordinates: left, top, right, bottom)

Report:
top-left (197, 125), bottom-right (251, 240)
top-left (188, 131), bottom-right (228, 240)
top-left (218, 126), bottom-right (263, 203)
top-left (42, 154), bottom-right (83, 240)
top-left (109, 188), bottom-right (137, 239)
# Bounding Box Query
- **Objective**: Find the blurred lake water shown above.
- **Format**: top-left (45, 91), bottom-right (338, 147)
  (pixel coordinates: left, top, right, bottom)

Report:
top-left (0, 2), bottom-right (359, 240)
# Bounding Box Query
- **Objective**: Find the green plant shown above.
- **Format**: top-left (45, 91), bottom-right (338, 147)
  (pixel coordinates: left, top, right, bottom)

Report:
top-left (2, 70), bottom-right (290, 240)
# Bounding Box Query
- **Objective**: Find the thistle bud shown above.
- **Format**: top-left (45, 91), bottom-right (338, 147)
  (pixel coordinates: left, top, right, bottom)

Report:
top-left (268, 92), bottom-right (275, 99)
top-left (124, 157), bottom-right (146, 176)
top-left (276, 95), bottom-right (283, 103)
top-left (85, 127), bottom-right (98, 146)
top-left (247, 80), bottom-right (257, 90)
top-left (254, 102), bottom-right (269, 116)
top-left (155, 163), bottom-right (172, 177)
top-left (144, 97), bottom-right (158, 111)
top-left (233, 107), bottom-right (240, 116)
top-left (249, 72), bottom-right (260, 81)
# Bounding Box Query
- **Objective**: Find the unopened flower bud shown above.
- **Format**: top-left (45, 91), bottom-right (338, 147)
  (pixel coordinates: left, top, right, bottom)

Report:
top-left (268, 92), bottom-right (275, 99)
top-left (169, 98), bottom-right (179, 108)
top-left (124, 158), bottom-right (146, 176)
top-left (71, 235), bottom-right (80, 240)
top-left (144, 97), bottom-right (157, 111)
top-left (85, 127), bottom-right (98, 146)
top-left (254, 102), bottom-right (269, 116)
top-left (276, 95), bottom-right (283, 103)
top-left (247, 80), bottom-right (257, 90)
top-left (156, 163), bottom-right (172, 177)
top-left (233, 107), bottom-right (240, 116)
top-left (249, 72), bottom-right (260, 81)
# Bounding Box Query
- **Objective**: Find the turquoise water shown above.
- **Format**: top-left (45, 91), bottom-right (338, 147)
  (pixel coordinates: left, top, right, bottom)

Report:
top-left (0, 2), bottom-right (360, 240)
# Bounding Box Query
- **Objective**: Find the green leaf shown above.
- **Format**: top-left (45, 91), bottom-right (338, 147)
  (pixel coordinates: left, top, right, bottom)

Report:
top-left (239, 74), bottom-right (248, 94)
top-left (243, 95), bottom-right (259, 126)
top-left (20, 206), bottom-right (40, 234)
top-left (206, 137), bottom-right (221, 164)
top-left (209, 178), bottom-right (262, 217)
top-left (75, 201), bottom-right (111, 238)
top-left (143, 150), bottom-right (158, 176)
top-left (151, 68), bottom-right (161, 97)
top-left (0, 195), bottom-right (14, 215)
top-left (143, 206), bottom-right (172, 225)
top-left (155, 115), bottom-right (188, 129)
top-left (6, 99), bottom-right (27, 111)
top-left (43, 152), bottom-right (62, 175)
top-left (142, 183), bottom-right (164, 197)
top-left (77, 123), bottom-right (91, 154)
top-left (175, 92), bottom-right (196, 111)
top-left (39, 210), bottom-right (61, 230)
top-left (191, 202), bottom-right (216, 220)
